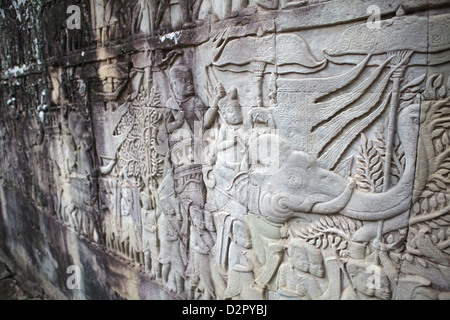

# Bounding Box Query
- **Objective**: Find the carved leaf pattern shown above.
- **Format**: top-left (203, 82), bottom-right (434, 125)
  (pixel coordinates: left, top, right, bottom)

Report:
top-left (374, 123), bottom-right (405, 186)
top-left (408, 74), bottom-right (450, 268)
top-left (423, 73), bottom-right (448, 101)
top-left (355, 133), bottom-right (384, 192)
top-left (399, 73), bottom-right (425, 110)
top-left (293, 215), bottom-right (363, 252)
top-left (116, 92), bottom-right (164, 187)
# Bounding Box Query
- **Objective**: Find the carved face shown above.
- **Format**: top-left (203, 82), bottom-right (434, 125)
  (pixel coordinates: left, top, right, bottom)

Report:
top-left (375, 279), bottom-right (391, 300)
top-left (77, 79), bottom-right (86, 97)
top-left (160, 199), bottom-right (176, 217)
top-left (171, 70), bottom-right (194, 99)
top-left (81, 131), bottom-right (93, 150)
top-left (348, 265), bottom-right (375, 297)
top-left (141, 193), bottom-right (152, 211)
top-left (347, 261), bottom-right (390, 299)
top-left (121, 188), bottom-right (134, 216)
top-left (233, 222), bottom-right (252, 249)
top-left (287, 246), bottom-right (310, 273)
top-left (222, 101), bottom-right (243, 125)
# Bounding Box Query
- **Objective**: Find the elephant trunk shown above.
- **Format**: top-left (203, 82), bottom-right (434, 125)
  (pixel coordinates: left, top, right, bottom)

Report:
top-left (340, 104), bottom-right (420, 221)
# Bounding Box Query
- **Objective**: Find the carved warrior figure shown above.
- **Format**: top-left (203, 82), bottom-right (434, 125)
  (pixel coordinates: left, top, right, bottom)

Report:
top-left (209, 0), bottom-right (308, 19)
top-left (158, 193), bottom-right (188, 295)
top-left (156, 63), bottom-right (221, 296)
top-left (211, 0), bottom-right (250, 19)
top-left (341, 258), bottom-right (392, 300)
top-left (255, 0), bottom-right (308, 10)
top-left (94, 0), bottom-right (122, 44)
top-left (55, 105), bottom-right (101, 240)
top-left (276, 238), bottom-right (328, 300)
top-left (179, 0), bottom-right (204, 28)
top-left (161, 64), bottom-right (217, 206)
top-left (188, 205), bottom-right (216, 299)
top-left (141, 190), bottom-right (162, 278)
top-left (68, 111), bottom-right (96, 178)
top-left (224, 219), bottom-right (264, 300)
top-left (214, 86), bottom-right (249, 207)
top-left (134, 0), bottom-right (204, 32)
top-left (119, 182), bottom-right (143, 263)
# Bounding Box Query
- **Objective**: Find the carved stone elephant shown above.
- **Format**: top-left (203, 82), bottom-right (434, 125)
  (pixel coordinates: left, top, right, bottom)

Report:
top-left (255, 104), bottom-right (420, 241)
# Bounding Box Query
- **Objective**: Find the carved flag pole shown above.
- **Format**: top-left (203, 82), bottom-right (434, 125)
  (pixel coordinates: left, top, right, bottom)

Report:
top-left (376, 50), bottom-right (412, 264)
top-left (149, 0), bottom-right (154, 38)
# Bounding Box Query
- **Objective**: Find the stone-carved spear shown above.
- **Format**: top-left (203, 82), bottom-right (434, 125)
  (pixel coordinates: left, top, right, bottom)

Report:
top-left (375, 50), bottom-right (413, 264)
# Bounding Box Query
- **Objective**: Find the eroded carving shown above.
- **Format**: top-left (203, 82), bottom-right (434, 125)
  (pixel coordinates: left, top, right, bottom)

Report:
top-left (1, 0), bottom-right (449, 301)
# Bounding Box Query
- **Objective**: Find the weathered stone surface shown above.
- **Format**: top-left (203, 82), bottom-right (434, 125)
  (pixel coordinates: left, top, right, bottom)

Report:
top-left (0, 278), bottom-right (21, 300)
top-left (0, 261), bottom-right (11, 281)
top-left (0, 0), bottom-right (449, 300)
top-left (0, 260), bottom-right (46, 300)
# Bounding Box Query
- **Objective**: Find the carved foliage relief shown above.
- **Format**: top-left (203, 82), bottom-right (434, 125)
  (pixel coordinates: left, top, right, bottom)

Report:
top-left (0, 0), bottom-right (449, 299)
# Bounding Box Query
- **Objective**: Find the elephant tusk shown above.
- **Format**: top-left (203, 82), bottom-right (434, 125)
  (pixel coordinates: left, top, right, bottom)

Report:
top-left (312, 178), bottom-right (355, 214)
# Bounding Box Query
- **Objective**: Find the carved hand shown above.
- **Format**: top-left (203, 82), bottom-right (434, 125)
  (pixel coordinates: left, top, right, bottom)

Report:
top-left (371, 238), bottom-right (388, 252)
top-left (215, 84), bottom-right (226, 99)
top-left (175, 110), bottom-right (185, 123)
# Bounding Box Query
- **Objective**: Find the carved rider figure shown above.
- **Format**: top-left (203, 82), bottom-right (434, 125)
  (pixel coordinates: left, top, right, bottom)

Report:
top-left (162, 63), bottom-right (218, 207)
top-left (157, 63), bottom-right (220, 296)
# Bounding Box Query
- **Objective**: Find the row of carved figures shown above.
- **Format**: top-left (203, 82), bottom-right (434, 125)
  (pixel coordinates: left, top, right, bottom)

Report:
top-left (1, 43), bottom-right (449, 299)
top-left (95, 0), bottom-right (324, 40)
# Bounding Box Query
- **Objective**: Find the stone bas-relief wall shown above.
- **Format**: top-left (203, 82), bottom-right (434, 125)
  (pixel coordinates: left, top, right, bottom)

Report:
top-left (0, 0), bottom-right (449, 300)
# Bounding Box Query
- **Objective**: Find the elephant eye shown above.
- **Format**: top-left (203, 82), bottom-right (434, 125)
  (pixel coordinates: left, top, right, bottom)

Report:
top-left (285, 173), bottom-right (302, 189)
